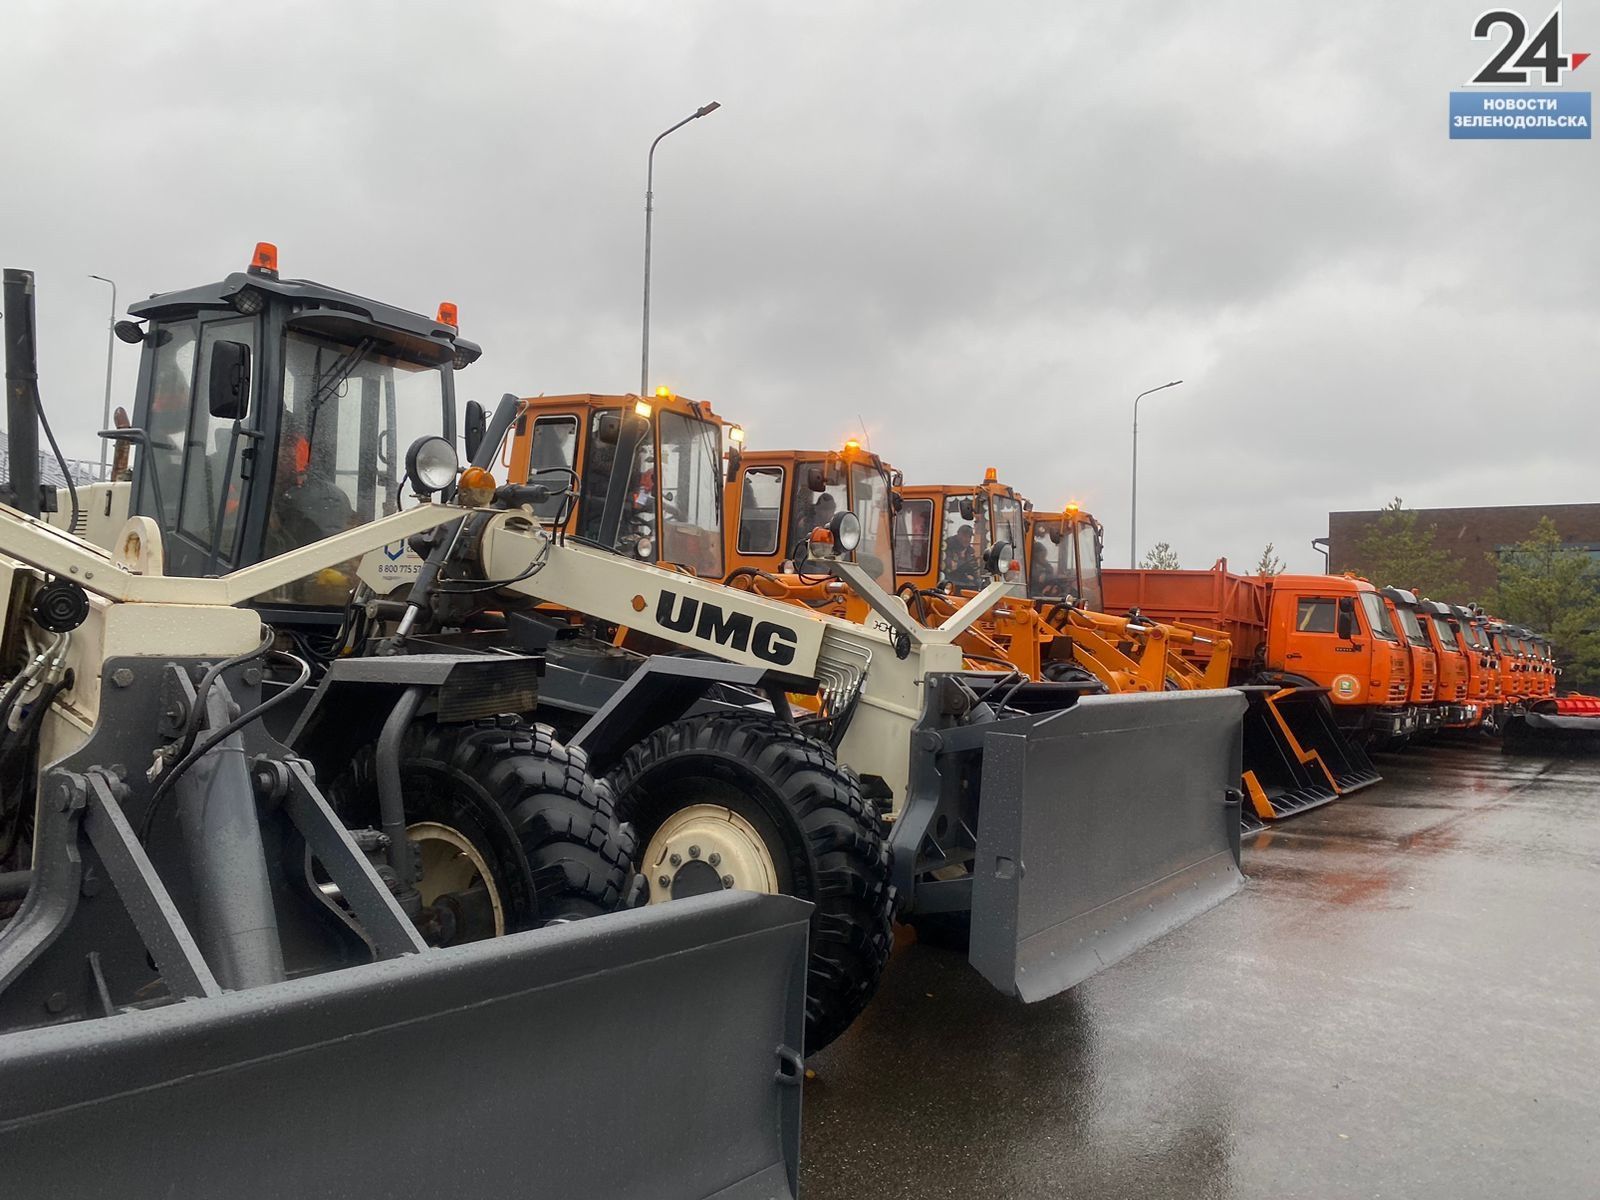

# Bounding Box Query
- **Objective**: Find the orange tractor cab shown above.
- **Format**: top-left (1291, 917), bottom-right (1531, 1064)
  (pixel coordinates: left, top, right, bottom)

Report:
top-left (1025, 505), bottom-right (1105, 614)
top-left (893, 479), bottom-right (1224, 694)
top-left (724, 439), bottom-right (899, 592)
top-left (894, 471), bottom-right (1028, 595)
top-left (505, 389), bottom-right (735, 579)
top-left (1102, 563), bottom-right (1415, 754)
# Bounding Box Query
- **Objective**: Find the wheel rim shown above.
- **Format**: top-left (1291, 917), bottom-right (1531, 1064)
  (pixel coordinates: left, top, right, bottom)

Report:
top-left (641, 804), bottom-right (781, 903)
top-left (407, 820), bottom-right (507, 938)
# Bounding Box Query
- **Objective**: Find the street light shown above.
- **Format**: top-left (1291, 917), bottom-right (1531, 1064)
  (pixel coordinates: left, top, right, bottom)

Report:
top-left (1130, 379), bottom-right (1183, 568)
top-left (89, 274), bottom-right (117, 479)
top-left (640, 101), bottom-right (720, 395)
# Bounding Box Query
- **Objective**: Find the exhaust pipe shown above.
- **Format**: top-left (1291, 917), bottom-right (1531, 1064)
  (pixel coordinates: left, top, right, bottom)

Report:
top-left (2, 269), bottom-right (42, 517)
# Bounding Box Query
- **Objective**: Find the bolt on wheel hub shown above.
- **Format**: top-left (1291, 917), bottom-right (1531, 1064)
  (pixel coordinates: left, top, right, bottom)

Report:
top-left (642, 804), bottom-right (780, 902)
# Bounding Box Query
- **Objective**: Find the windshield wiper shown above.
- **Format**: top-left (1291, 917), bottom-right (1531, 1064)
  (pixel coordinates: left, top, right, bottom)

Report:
top-left (309, 338), bottom-right (376, 417)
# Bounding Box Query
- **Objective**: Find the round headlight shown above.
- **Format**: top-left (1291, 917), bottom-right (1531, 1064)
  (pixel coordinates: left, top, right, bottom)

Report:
top-left (404, 435), bottom-right (459, 495)
top-left (983, 540), bottom-right (1015, 575)
top-left (831, 511), bottom-right (862, 552)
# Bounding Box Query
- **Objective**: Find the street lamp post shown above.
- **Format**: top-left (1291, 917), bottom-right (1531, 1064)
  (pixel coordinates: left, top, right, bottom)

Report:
top-left (89, 274), bottom-right (117, 479)
top-left (1130, 379), bottom-right (1183, 568)
top-left (640, 101), bottom-right (720, 396)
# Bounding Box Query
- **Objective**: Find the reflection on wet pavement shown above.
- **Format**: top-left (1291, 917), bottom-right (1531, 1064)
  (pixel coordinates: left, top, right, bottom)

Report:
top-left (801, 743), bottom-right (1600, 1199)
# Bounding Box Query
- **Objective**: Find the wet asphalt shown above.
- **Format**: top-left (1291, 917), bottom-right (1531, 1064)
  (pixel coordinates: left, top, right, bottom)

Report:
top-left (800, 742), bottom-right (1600, 1199)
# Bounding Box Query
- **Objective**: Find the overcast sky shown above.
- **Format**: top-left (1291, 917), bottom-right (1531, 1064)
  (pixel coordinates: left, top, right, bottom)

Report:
top-left (2, 0), bottom-right (1593, 571)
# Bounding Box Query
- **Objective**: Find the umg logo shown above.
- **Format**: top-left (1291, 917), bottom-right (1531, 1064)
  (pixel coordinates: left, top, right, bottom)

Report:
top-left (655, 590), bottom-right (799, 666)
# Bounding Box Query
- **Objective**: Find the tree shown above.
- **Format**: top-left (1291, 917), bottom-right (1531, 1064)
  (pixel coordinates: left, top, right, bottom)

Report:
top-left (1345, 497), bottom-right (1467, 596)
top-left (1140, 541), bottom-right (1181, 570)
top-left (1487, 517), bottom-right (1600, 693)
top-left (1255, 542), bottom-right (1285, 577)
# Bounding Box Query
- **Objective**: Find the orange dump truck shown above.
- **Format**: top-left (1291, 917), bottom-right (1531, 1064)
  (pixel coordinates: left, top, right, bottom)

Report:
top-left (1378, 588), bottom-right (1441, 739)
top-left (1102, 562), bottom-right (1416, 748)
top-left (1450, 605), bottom-right (1503, 727)
top-left (1416, 598), bottom-right (1471, 727)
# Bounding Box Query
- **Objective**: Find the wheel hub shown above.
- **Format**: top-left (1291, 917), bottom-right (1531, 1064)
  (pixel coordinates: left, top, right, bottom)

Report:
top-left (407, 820), bottom-right (506, 940)
top-left (642, 805), bottom-right (780, 903)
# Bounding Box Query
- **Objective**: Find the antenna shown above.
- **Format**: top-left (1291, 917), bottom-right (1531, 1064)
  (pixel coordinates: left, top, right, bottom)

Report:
top-left (856, 414), bottom-right (872, 453)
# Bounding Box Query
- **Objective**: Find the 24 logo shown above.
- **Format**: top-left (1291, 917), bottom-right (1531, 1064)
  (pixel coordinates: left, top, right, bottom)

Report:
top-left (1471, 7), bottom-right (1589, 84)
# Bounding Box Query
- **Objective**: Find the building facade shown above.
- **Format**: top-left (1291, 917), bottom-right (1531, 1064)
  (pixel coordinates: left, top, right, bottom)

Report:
top-left (1326, 502), bottom-right (1600, 595)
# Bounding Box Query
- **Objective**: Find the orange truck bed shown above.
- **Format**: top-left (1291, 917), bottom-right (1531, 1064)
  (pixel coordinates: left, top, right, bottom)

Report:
top-left (1102, 561), bottom-right (1267, 671)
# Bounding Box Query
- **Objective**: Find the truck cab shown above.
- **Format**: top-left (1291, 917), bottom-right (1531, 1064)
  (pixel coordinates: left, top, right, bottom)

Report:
top-left (1262, 575), bottom-right (1415, 740)
top-left (1487, 623), bottom-right (1527, 702)
top-left (1447, 605), bottom-right (1495, 727)
top-left (1380, 587), bottom-right (1441, 732)
top-left (505, 390), bottom-right (733, 579)
top-left (1418, 599), bottom-right (1469, 725)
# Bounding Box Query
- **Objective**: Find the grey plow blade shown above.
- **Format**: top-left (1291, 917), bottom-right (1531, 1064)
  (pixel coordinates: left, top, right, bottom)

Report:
top-left (0, 892), bottom-right (811, 1200)
top-left (969, 690), bottom-right (1246, 1002)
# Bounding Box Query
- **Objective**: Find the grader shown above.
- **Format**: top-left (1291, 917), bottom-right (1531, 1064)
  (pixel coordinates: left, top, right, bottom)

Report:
top-left (0, 256), bottom-right (811, 1198)
top-left (501, 393), bottom-right (1246, 1032)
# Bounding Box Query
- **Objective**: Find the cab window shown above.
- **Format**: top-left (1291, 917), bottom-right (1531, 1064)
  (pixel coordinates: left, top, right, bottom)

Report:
top-left (940, 495), bottom-right (982, 587)
top-left (894, 498), bottom-right (934, 577)
top-left (1029, 522), bottom-right (1078, 600)
top-left (656, 410), bottom-right (723, 577)
top-left (139, 320), bottom-right (199, 529)
top-left (1295, 597), bottom-right (1337, 634)
top-left (736, 466), bottom-right (785, 555)
top-left (524, 415), bottom-right (578, 522)
top-left (176, 319), bottom-right (258, 564)
top-left (788, 460), bottom-right (845, 555)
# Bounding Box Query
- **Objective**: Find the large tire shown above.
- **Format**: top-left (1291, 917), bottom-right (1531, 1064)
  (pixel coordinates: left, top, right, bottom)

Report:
top-left (608, 713), bottom-right (894, 1052)
top-left (326, 715), bottom-right (636, 942)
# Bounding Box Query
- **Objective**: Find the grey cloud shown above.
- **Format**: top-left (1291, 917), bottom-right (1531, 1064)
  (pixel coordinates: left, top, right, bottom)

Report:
top-left (1, 0), bottom-right (1592, 577)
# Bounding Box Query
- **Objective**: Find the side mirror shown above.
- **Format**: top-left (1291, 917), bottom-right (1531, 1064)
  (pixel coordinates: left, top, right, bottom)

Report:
top-left (594, 411), bottom-right (622, 445)
top-left (959, 498), bottom-right (976, 522)
top-left (889, 491), bottom-right (903, 514)
top-left (806, 465), bottom-right (827, 493)
top-left (207, 340), bottom-right (251, 421)
top-left (114, 320), bottom-right (146, 345)
top-left (1336, 597), bottom-right (1356, 639)
top-left (463, 400), bottom-right (487, 462)
top-left (725, 445), bottom-right (742, 484)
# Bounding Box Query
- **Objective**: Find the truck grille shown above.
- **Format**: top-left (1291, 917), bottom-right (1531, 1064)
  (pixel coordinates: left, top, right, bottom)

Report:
top-left (1387, 679), bottom-right (1407, 703)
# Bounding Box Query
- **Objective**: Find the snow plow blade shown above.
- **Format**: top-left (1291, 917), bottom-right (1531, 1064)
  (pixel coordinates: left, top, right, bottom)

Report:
top-left (968, 689), bottom-right (1246, 1002)
top-left (1502, 700), bottom-right (1600, 754)
top-left (0, 891), bottom-right (810, 1200)
top-left (1237, 685), bottom-right (1380, 833)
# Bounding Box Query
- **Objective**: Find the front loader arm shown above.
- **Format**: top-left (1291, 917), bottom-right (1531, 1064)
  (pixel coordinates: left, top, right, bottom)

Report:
top-left (476, 514), bottom-right (980, 804)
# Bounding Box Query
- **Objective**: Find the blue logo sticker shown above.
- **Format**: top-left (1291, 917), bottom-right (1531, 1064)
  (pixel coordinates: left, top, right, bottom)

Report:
top-left (1450, 89), bottom-right (1591, 138)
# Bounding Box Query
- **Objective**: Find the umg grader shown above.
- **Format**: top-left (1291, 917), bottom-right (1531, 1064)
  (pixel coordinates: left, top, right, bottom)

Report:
top-left (0, 258), bottom-right (811, 1199)
top-left (500, 392), bottom-right (1245, 1031)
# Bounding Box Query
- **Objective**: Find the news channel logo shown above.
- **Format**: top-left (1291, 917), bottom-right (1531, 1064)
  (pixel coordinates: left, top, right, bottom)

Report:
top-left (1450, 6), bottom-right (1591, 139)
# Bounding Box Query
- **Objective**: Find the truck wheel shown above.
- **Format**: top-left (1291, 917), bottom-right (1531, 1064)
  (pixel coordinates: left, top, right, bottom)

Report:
top-left (608, 713), bottom-right (894, 1052)
top-left (327, 716), bottom-right (637, 943)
